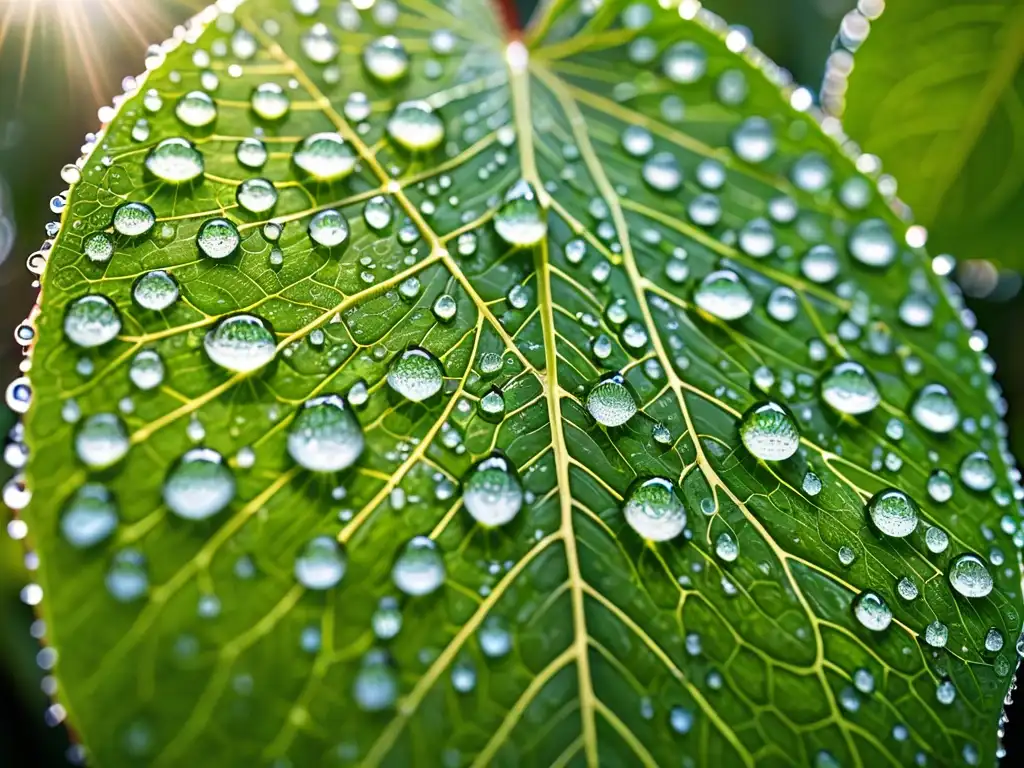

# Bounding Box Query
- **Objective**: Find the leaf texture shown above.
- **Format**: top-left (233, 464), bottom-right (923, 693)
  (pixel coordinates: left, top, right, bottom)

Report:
top-left (17, 0), bottom-right (1024, 766)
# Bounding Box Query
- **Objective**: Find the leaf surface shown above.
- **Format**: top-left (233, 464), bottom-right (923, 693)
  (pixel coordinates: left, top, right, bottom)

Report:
top-left (19, 0), bottom-right (1023, 766)
top-left (839, 0), bottom-right (1024, 267)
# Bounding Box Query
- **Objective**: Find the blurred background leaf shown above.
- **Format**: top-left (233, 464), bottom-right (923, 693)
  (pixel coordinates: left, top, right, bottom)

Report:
top-left (838, 1), bottom-right (1024, 285)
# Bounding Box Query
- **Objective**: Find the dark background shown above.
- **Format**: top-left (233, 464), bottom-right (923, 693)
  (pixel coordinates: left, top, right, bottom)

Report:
top-left (0, 0), bottom-right (1020, 764)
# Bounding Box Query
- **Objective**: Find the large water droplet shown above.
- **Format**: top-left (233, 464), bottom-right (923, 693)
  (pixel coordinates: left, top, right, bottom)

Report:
top-left (132, 270), bottom-right (179, 311)
top-left (163, 447), bottom-right (236, 520)
top-left (83, 232), bottom-right (114, 263)
top-left (294, 536), bottom-right (346, 589)
top-left (866, 488), bottom-right (918, 538)
top-left (622, 477), bottom-right (686, 542)
top-left (112, 202), bottom-right (156, 237)
top-left (910, 384), bottom-right (959, 434)
top-left (288, 394), bottom-right (364, 472)
top-left (586, 373), bottom-right (637, 427)
top-left (801, 244), bottom-right (839, 284)
top-left (948, 553), bottom-right (993, 598)
top-left (250, 82), bottom-right (290, 120)
top-left (293, 133), bottom-right (356, 181)
top-left (130, 349), bottom-right (165, 390)
top-left (642, 151), bottom-right (682, 192)
top-left (731, 117), bottom-right (775, 163)
top-left (197, 218), bottom-right (241, 260)
top-left (61, 483), bottom-right (118, 548)
top-left (767, 286), bottom-right (798, 323)
top-left (75, 413), bottom-right (129, 468)
top-left (387, 101), bottom-right (445, 151)
top-left (175, 90), bottom-right (217, 128)
top-left (64, 294), bottom-right (121, 347)
top-left (695, 270), bottom-right (753, 321)
top-left (959, 451), bottom-right (996, 492)
top-left (363, 195), bottom-right (394, 231)
top-left (308, 209), bottom-right (350, 248)
top-left (494, 180), bottom-right (546, 246)
top-left (621, 125), bottom-right (653, 157)
top-left (387, 347), bottom-right (444, 402)
top-left (852, 590), bottom-right (891, 631)
top-left (363, 36), bottom-right (409, 82)
top-left (820, 361), bottom-right (880, 415)
top-left (662, 41), bottom-right (706, 83)
top-left (392, 536), bottom-right (445, 596)
top-left (204, 314), bottom-right (276, 373)
top-left (463, 452), bottom-right (523, 527)
top-left (848, 219), bottom-right (896, 268)
top-left (236, 178), bottom-right (278, 214)
top-left (739, 402), bottom-right (799, 461)
top-left (145, 137), bottom-right (204, 183)
top-left (106, 549), bottom-right (148, 602)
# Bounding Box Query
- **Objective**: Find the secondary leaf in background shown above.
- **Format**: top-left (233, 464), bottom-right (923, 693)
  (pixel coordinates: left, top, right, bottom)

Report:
top-left (839, 0), bottom-right (1024, 270)
top-left (13, 0), bottom-right (1023, 765)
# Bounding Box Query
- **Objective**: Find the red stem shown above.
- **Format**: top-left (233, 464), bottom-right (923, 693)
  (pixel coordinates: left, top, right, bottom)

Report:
top-left (496, 0), bottom-right (521, 33)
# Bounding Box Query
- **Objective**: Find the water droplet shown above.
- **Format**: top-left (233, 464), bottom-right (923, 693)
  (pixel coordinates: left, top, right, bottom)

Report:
top-left (694, 270), bottom-right (753, 321)
top-left (766, 286), bottom-right (798, 323)
top-left (925, 525), bottom-right (949, 554)
top-left (463, 452), bottom-right (523, 527)
top-left (83, 232), bottom-right (114, 263)
top-left (642, 151), bottom-right (682, 192)
top-left (910, 384), bottom-right (959, 434)
top-left (145, 137), bottom-right (204, 183)
top-left (236, 178), bottom-right (278, 214)
top-left (75, 413), bottom-right (129, 468)
top-left (662, 41), bottom-right (706, 83)
top-left (392, 536), bottom-right (445, 596)
top-left (300, 23), bottom-right (339, 63)
top-left (802, 472), bottom-right (822, 496)
top-left (432, 294), bottom-right (457, 322)
top-left (112, 202), bottom-right (155, 237)
top-left (294, 536), bottom-right (346, 589)
top-left (622, 477), bottom-right (686, 542)
top-left (308, 209), bottom-right (349, 248)
top-left (852, 591), bottom-right (891, 631)
top-left (479, 388), bottom-right (505, 418)
top-left (293, 133), bottom-right (356, 181)
top-left (204, 314), bottom-right (276, 373)
top-left (586, 373), bottom-right (636, 427)
top-left (866, 488), bottom-right (918, 538)
top-left (478, 616), bottom-right (512, 658)
top-left (494, 180), bottom-right (546, 246)
top-left (387, 347), bottom-right (444, 402)
top-left (716, 69), bottom-right (748, 105)
top-left (387, 100), bottom-right (444, 151)
top-left (715, 532), bottom-right (739, 562)
top-left (354, 651), bottom-right (398, 711)
top-left (959, 451), bottom-right (995, 492)
top-left (288, 394), bottom-right (364, 472)
top-left (936, 679), bottom-right (956, 705)
top-left (738, 218), bottom-right (774, 257)
top-left (127, 350), bottom-right (164, 392)
top-left (896, 576), bottom-right (918, 601)
top-left (848, 219), bottom-right (896, 268)
top-left (948, 553), bottom-right (993, 598)
top-left (790, 153), bottom-right (832, 192)
top-left (621, 125), bottom-right (653, 157)
top-left (820, 361), bottom-right (880, 415)
top-left (233, 142), bottom-right (267, 177)
top-left (924, 620), bottom-right (948, 647)
top-left (250, 82), bottom-right (290, 121)
top-left (106, 549), bottom-right (148, 602)
top-left (132, 270), bottom-right (179, 311)
top-left (731, 117), bottom-right (775, 163)
top-left (64, 295), bottom-right (121, 348)
top-left (61, 483), bottom-right (118, 548)
top-left (175, 90), bottom-right (217, 128)
top-left (363, 35), bottom-right (409, 82)
top-left (739, 402), bottom-right (799, 461)
top-left (801, 244), bottom-right (839, 284)
top-left (898, 293), bottom-right (933, 328)
top-left (363, 195), bottom-right (393, 231)
top-left (372, 597), bottom-right (402, 640)
top-left (197, 218), bottom-right (241, 259)
top-left (927, 469), bottom-right (953, 503)
top-left (163, 447), bottom-right (235, 520)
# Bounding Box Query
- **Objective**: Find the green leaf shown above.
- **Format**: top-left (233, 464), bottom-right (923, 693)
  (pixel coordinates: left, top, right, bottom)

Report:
top-left (837, 0), bottom-right (1024, 267)
top-left (18, 0), bottom-right (1022, 765)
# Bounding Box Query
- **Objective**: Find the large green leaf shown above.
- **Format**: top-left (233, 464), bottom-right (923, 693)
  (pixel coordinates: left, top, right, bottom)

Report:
top-left (836, 0), bottom-right (1024, 268)
top-left (15, 0), bottom-right (1023, 765)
